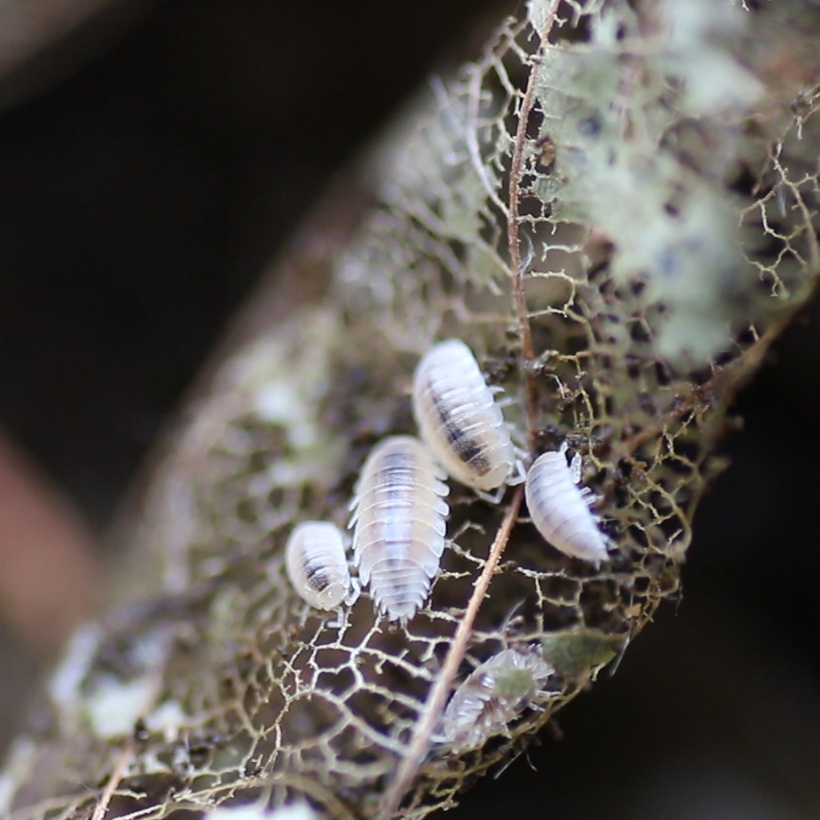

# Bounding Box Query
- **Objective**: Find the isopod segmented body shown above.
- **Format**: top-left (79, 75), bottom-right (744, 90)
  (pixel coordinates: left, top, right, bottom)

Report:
top-left (285, 521), bottom-right (353, 610)
top-left (413, 339), bottom-right (515, 492)
top-left (349, 435), bottom-right (449, 623)
top-left (439, 646), bottom-right (554, 751)
top-left (525, 445), bottom-right (609, 564)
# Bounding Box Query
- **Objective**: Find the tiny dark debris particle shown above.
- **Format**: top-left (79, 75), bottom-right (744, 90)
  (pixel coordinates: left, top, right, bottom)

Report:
top-left (654, 361), bottom-right (672, 386)
top-left (187, 744), bottom-right (212, 769)
top-left (244, 761), bottom-right (264, 778)
top-left (599, 518), bottom-right (621, 541)
top-left (533, 424), bottom-right (564, 453)
top-left (587, 258), bottom-right (611, 282)
top-left (578, 112), bottom-right (603, 137)
top-left (615, 458), bottom-right (633, 480)
top-left (233, 649), bottom-right (256, 678)
top-left (638, 392), bottom-right (657, 415)
top-left (625, 354), bottom-right (642, 378)
top-left (535, 134), bottom-right (556, 172)
top-left (484, 349), bottom-right (517, 383)
top-left (133, 717), bottom-right (150, 743)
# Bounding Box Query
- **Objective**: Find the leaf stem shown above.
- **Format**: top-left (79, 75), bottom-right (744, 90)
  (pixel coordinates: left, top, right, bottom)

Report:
top-left (508, 1), bottom-right (562, 446)
top-left (378, 486), bottom-right (524, 818)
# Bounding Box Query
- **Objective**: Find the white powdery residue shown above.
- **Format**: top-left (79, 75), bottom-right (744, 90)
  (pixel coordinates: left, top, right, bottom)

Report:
top-left (253, 374), bottom-right (323, 450)
top-left (84, 626), bottom-right (171, 739)
top-left (133, 749), bottom-right (175, 776)
top-left (86, 675), bottom-right (158, 739)
top-left (343, 261), bottom-right (390, 308)
top-left (220, 336), bottom-right (283, 395)
top-left (48, 623), bottom-right (102, 717)
top-left (616, 185), bottom-right (749, 362)
top-left (143, 700), bottom-right (188, 743)
top-left (659, 0), bottom-right (763, 115)
top-left (532, 0), bottom-right (760, 364)
top-left (677, 51), bottom-right (763, 115)
top-left (131, 624), bottom-right (172, 670)
top-left (247, 312), bottom-right (336, 450)
top-left (232, 312), bottom-right (348, 489)
top-left (254, 383), bottom-right (302, 424)
top-left (265, 443), bottom-right (346, 488)
top-left (551, 74), bottom-right (751, 364)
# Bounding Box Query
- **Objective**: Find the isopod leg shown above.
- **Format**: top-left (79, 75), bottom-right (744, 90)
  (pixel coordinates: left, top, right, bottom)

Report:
top-left (475, 485), bottom-right (508, 505)
top-left (344, 576), bottom-right (362, 607)
top-left (507, 458), bottom-right (527, 487)
top-left (569, 451), bottom-right (583, 483)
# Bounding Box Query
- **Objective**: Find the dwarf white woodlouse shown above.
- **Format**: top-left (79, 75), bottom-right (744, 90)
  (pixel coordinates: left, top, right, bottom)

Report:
top-left (349, 435), bottom-right (449, 623)
top-left (525, 443), bottom-right (609, 564)
top-left (285, 521), bottom-right (354, 611)
top-left (438, 646), bottom-right (554, 751)
top-left (412, 339), bottom-right (516, 495)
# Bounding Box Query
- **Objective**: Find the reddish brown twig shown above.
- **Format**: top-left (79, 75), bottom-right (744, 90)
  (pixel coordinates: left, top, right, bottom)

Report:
top-left (508, 0), bottom-right (563, 444)
top-left (91, 742), bottom-right (135, 820)
top-left (378, 486), bottom-right (524, 818)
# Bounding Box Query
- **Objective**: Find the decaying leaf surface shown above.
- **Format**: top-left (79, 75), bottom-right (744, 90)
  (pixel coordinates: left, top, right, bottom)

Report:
top-left (2, 0), bottom-right (819, 818)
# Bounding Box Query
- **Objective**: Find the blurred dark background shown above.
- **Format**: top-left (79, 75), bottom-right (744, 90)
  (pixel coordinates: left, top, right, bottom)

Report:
top-left (0, 1), bottom-right (818, 817)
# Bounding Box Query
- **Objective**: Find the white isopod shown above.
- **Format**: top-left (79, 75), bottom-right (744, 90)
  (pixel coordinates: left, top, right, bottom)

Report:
top-left (412, 339), bottom-right (516, 494)
top-left (349, 435), bottom-right (449, 623)
top-left (285, 521), bottom-right (354, 610)
top-left (439, 646), bottom-right (554, 751)
top-left (525, 443), bottom-right (609, 564)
